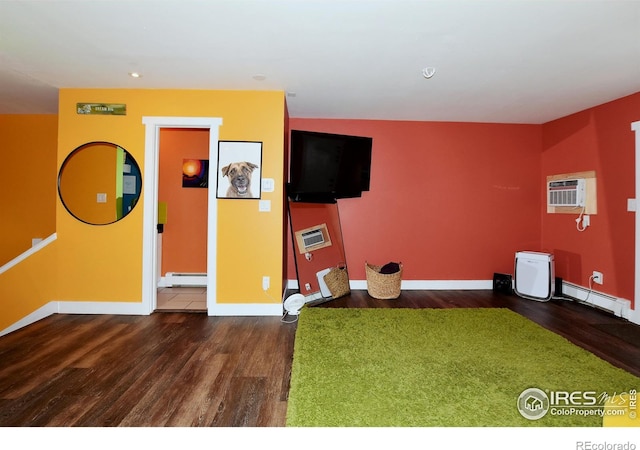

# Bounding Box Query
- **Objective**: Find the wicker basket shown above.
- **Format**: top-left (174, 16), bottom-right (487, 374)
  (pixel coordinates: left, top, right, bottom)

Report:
top-left (365, 262), bottom-right (402, 299)
top-left (323, 265), bottom-right (351, 299)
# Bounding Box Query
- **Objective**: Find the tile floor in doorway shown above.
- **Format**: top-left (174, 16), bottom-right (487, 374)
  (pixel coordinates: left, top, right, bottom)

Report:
top-left (156, 287), bottom-right (207, 312)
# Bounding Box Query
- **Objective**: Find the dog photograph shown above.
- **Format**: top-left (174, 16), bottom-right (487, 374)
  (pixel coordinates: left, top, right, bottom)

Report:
top-left (216, 141), bottom-right (262, 199)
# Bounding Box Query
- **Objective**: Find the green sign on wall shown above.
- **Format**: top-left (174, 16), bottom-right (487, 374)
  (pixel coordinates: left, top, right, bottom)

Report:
top-left (77, 103), bottom-right (126, 115)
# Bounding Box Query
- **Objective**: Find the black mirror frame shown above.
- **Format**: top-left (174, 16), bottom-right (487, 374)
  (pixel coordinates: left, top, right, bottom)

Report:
top-left (58, 141), bottom-right (142, 226)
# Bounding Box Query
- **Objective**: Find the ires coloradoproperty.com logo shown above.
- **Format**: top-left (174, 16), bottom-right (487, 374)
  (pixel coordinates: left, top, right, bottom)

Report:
top-left (517, 387), bottom-right (638, 421)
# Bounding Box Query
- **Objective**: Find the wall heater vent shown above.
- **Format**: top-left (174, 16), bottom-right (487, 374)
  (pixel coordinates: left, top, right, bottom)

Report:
top-left (301, 229), bottom-right (325, 249)
top-left (547, 178), bottom-right (586, 207)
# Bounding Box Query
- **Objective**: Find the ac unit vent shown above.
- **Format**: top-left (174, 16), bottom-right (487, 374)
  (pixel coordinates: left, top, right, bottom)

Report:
top-left (301, 229), bottom-right (325, 249)
top-left (547, 178), bottom-right (586, 207)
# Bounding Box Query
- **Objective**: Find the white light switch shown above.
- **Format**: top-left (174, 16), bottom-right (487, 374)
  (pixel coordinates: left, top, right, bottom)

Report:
top-left (261, 178), bottom-right (275, 193)
top-left (259, 200), bottom-right (271, 212)
top-left (97, 193), bottom-right (107, 203)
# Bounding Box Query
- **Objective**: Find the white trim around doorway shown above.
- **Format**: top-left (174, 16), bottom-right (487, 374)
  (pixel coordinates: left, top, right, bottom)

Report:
top-left (631, 120), bottom-right (640, 324)
top-left (141, 116), bottom-right (223, 315)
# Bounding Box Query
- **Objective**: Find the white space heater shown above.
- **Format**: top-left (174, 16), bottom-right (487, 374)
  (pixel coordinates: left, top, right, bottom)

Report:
top-left (514, 251), bottom-right (555, 302)
top-left (316, 268), bottom-right (333, 298)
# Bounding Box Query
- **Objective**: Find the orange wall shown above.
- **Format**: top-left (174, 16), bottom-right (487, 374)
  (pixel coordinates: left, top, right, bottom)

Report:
top-left (541, 92), bottom-right (640, 305)
top-left (287, 119), bottom-right (543, 281)
top-left (54, 88), bottom-right (285, 305)
top-left (158, 128), bottom-right (209, 274)
top-left (0, 239), bottom-right (58, 331)
top-left (0, 115), bottom-right (57, 265)
top-left (1, 88), bottom-right (285, 331)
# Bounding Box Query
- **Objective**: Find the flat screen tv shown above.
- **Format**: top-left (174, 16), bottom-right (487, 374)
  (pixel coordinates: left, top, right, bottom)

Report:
top-left (288, 130), bottom-right (372, 203)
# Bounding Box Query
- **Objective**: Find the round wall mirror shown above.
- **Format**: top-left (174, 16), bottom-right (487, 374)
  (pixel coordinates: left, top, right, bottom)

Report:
top-left (58, 142), bottom-right (142, 225)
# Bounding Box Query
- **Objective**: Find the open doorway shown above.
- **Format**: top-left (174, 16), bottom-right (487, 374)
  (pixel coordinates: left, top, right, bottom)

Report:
top-left (141, 117), bottom-right (223, 315)
top-left (156, 128), bottom-right (210, 312)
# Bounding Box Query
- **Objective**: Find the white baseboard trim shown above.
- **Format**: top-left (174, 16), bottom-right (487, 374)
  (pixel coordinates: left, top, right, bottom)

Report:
top-left (59, 299), bottom-right (283, 317)
top-left (303, 292), bottom-right (325, 302)
top-left (373, 279), bottom-right (493, 290)
top-left (627, 307), bottom-right (640, 325)
top-left (57, 300), bottom-right (150, 316)
top-left (0, 302), bottom-right (58, 338)
top-left (5, 279), bottom-right (635, 337)
top-left (1, 297), bottom-right (284, 337)
top-left (207, 302), bottom-right (283, 316)
top-left (560, 281), bottom-right (635, 323)
top-left (288, 278), bottom-right (639, 324)
top-left (288, 279), bottom-right (493, 292)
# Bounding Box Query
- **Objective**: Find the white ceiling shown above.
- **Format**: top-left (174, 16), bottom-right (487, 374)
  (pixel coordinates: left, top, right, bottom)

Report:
top-left (1, 0), bottom-right (639, 124)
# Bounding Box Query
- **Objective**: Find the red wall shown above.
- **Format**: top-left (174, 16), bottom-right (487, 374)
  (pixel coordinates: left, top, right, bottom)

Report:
top-left (287, 119), bottom-right (543, 282)
top-left (159, 128), bottom-right (210, 275)
top-left (541, 92), bottom-right (640, 304)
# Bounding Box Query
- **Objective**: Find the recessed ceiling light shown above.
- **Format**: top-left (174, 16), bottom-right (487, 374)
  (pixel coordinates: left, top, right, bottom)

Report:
top-left (129, 72), bottom-right (142, 78)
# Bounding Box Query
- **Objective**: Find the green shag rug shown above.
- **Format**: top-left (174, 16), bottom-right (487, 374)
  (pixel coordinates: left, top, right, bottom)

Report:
top-left (286, 308), bottom-right (640, 427)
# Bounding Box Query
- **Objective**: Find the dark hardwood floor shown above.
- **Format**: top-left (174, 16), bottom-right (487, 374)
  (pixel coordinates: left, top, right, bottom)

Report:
top-left (0, 290), bottom-right (638, 426)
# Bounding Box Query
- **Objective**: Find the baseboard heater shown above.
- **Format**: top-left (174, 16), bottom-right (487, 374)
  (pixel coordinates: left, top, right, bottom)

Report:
top-left (561, 281), bottom-right (630, 318)
top-left (161, 272), bottom-right (207, 287)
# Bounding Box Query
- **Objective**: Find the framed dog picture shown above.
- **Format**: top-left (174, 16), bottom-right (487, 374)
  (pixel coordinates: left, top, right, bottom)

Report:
top-left (216, 141), bottom-right (263, 199)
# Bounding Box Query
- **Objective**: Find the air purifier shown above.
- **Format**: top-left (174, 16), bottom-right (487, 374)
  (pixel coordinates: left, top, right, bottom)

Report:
top-left (514, 251), bottom-right (555, 301)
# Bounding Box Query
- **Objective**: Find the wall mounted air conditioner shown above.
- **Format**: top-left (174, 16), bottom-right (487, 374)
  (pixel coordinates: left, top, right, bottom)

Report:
top-left (295, 223), bottom-right (332, 254)
top-left (301, 229), bottom-right (325, 249)
top-left (547, 178), bottom-right (586, 207)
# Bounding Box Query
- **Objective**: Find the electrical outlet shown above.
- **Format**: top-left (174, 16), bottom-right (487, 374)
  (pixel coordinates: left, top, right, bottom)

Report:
top-left (305, 283), bottom-right (311, 291)
top-left (258, 200), bottom-right (271, 212)
top-left (592, 271), bottom-right (603, 285)
top-left (262, 276), bottom-right (270, 291)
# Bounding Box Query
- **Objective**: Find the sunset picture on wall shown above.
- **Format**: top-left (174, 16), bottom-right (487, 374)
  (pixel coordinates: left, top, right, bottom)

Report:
top-left (182, 159), bottom-right (209, 188)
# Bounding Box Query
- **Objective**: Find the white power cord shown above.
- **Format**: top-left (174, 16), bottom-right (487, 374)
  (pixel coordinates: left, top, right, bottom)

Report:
top-left (281, 311), bottom-right (299, 324)
top-left (555, 275), bottom-right (596, 303)
top-left (266, 287), bottom-right (300, 324)
top-left (583, 274), bottom-right (595, 303)
top-left (575, 206), bottom-right (588, 232)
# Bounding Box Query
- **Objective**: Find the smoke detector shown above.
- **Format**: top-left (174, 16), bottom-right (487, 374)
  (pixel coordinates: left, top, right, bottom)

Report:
top-left (422, 67), bottom-right (436, 79)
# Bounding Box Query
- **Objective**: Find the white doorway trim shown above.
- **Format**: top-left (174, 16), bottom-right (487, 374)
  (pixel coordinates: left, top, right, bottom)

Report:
top-left (632, 120), bottom-right (640, 324)
top-left (141, 117), bottom-right (223, 315)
